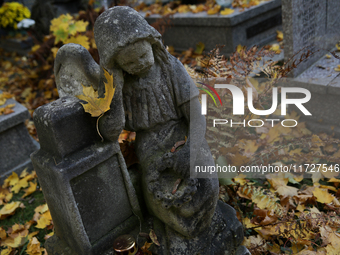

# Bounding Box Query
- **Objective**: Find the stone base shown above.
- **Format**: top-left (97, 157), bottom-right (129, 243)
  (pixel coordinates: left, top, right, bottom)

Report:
top-left (150, 201), bottom-right (249, 255)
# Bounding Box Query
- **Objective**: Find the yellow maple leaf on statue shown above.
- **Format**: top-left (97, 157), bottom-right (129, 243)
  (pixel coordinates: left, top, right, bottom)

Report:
top-left (76, 68), bottom-right (115, 117)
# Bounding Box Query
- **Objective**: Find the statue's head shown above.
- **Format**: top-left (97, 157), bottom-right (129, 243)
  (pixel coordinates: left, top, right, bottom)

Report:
top-left (94, 6), bottom-right (162, 75)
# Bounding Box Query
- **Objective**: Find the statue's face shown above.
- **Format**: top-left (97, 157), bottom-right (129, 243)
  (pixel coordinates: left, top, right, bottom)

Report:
top-left (116, 40), bottom-right (154, 76)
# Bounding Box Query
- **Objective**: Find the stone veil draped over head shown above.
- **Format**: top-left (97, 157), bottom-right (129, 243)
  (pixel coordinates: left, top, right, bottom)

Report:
top-left (94, 6), bottom-right (164, 71)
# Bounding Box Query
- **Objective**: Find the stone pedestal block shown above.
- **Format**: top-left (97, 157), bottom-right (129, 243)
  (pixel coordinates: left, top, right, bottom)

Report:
top-left (0, 93), bottom-right (39, 181)
top-left (144, 0), bottom-right (282, 55)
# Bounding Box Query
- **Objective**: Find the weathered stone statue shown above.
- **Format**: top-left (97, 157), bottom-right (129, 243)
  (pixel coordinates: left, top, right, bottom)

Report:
top-left (54, 6), bottom-right (249, 255)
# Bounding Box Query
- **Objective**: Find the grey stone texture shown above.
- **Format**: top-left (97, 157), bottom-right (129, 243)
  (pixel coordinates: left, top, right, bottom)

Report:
top-left (31, 96), bottom-right (142, 255)
top-left (144, 0), bottom-right (282, 55)
top-left (282, 0), bottom-right (340, 77)
top-left (0, 93), bottom-right (39, 182)
top-left (281, 0), bottom-right (340, 136)
top-left (45, 6), bottom-right (248, 254)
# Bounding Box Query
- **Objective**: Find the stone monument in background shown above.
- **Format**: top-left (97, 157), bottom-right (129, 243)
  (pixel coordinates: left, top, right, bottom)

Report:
top-left (0, 92), bottom-right (39, 182)
top-left (282, 0), bottom-right (340, 137)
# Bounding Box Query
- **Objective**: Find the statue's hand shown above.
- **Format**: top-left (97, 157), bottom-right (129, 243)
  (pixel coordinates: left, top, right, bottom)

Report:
top-left (160, 145), bottom-right (191, 179)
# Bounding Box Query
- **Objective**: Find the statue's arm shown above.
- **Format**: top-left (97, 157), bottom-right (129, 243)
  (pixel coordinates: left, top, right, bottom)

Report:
top-left (98, 68), bottom-right (125, 142)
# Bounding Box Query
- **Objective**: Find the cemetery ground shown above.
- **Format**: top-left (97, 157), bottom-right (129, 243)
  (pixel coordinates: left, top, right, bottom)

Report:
top-left (2, 3), bottom-right (340, 255)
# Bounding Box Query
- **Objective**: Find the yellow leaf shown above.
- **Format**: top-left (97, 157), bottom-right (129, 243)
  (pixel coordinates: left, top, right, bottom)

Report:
top-left (74, 20), bottom-right (88, 33)
top-left (242, 235), bottom-right (267, 251)
top-left (243, 217), bottom-right (256, 229)
top-left (326, 54), bottom-right (332, 59)
top-left (177, 5), bottom-right (190, 13)
top-left (4, 172), bottom-right (19, 187)
top-left (0, 247), bottom-right (12, 255)
top-left (276, 30), bottom-right (283, 41)
top-left (336, 42), bottom-right (340, 51)
top-left (234, 174), bottom-right (247, 185)
top-left (0, 187), bottom-right (13, 205)
top-left (76, 68), bottom-right (115, 117)
top-left (313, 187), bottom-right (334, 204)
top-left (27, 231), bottom-right (39, 240)
top-left (22, 182), bottom-right (37, 198)
top-left (0, 227), bottom-right (7, 239)
top-left (267, 172), bottom-right (288, 189)
top-left (64, 35), bottom-right (90, 50)
top-left (34, 204), bottom-right (48, 214)
top-left (269, 43), bottom-right (281, 53)
top-left (35, 211), bottom-right (52, 229)
top-left (36, 215), bottom-right (51, 229)
top-left (237, 44), bottom-right (245, 53)
top-left (44, 231), bottom-right (54, 240)
top-left (334, 64), bottom-right (340, 72)
top-left (194, 42), bottom-right (205, 55)
top-left (50, 14), bottom-right (73, 33)
top-left (0, 201), bottom-right (23, 219)
top-left (11, 174), bottom-right (34, 193)
top-left (191, 4), bottom-right (205, 13)
top-left (2, 235), bottom-right (27, 248)
top-left (319, 184), bottom-right (337, 192)
top-left (26, 237), bottom-right (42, 255)
top-left (220, 8), bottom-right (234, 15)
top-left (20, 168), bottom-right (28, 178)
top-left (51, 47), bottom-right (59, 58)
top-left (42, 210), bottom-right (52, 221)
top-left (328, 178), bottom-right (340, 183)
top-left (207, 5), bottom-right (221, 15)
top-left (276, 185), bottom-right (299, 197)
top-left (141, 241), bottom-right (153, 254)
top-left (296, 204), bottom-right (305, 212)
top-left (31, 45), bottom-right (40, 52)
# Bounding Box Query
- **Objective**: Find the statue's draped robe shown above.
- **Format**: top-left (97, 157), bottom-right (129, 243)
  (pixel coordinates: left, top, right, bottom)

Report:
top-left (122, 53), bottom-right (199, 173)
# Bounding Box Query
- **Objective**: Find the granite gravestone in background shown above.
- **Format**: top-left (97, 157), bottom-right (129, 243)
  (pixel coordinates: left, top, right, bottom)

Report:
top-left (282, 0), bottom-right (328, 77)
top-left (281, 0), bottom-right (340, 137)
top-left (0, 93), bottom-right (39, 182)
top-left (282, 0), bottom-right (340, 77)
